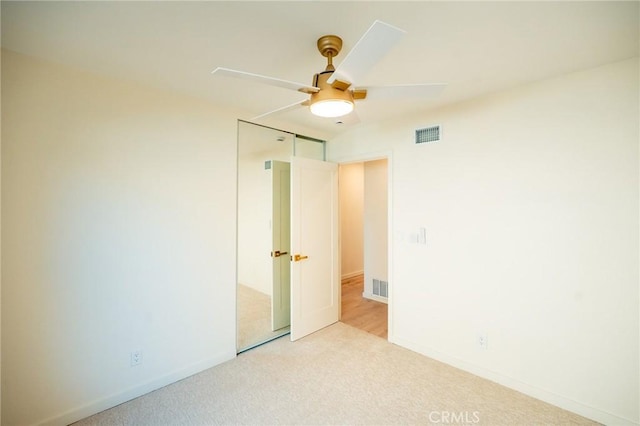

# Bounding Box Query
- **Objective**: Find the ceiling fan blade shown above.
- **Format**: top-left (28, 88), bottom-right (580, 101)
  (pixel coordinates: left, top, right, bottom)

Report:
top-left (251, 99), bottom-right (307, 121)
top-left (363, 83), bottom-right (447, 100)
top-left (328, 20), bottom-right (405, 86)
top-left (212, 67), bottom-right (319, 94)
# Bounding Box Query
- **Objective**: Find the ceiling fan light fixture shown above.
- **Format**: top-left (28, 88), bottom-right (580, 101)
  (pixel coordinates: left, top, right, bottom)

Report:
top-left (309, 72), bottom-right (355, 118)
top-left (310, 99), bottom-right (354, 118)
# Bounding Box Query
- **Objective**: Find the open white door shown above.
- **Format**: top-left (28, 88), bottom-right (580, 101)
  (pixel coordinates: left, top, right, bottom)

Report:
top-left (290, 156), bottom-right (339, 341)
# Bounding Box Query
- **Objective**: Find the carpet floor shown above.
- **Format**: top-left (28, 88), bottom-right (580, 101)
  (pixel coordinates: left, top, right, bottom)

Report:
top-left (75, 322), bottom-right (596, 425)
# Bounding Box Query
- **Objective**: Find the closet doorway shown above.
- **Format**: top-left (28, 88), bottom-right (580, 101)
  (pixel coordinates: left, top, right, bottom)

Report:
top-left (339, 158), bottom-right (389, 339)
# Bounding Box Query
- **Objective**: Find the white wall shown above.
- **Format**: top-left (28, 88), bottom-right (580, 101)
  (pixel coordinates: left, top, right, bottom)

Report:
top-left (339, 163), bottom-right (364, 278)
top-left (1, 50), bottom-right (238, 425)
top-left (328, 58), bottom-right (639, 425)
top-left (363, 160), bottom-right (388, 299)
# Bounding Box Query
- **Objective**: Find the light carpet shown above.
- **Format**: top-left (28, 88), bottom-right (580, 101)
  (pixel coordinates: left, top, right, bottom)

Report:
top-left (75, 322), bottom-right (596, 425)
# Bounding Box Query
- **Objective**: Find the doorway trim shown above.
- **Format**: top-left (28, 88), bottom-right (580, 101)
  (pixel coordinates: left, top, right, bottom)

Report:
top-left (334, 150), bottom-right (394, 343)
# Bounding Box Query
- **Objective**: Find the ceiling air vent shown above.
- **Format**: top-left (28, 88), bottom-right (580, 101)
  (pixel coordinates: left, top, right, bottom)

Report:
top-left (415, 125), bottom-right (441, 144)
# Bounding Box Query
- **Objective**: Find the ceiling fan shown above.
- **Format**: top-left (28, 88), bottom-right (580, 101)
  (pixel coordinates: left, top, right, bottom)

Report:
top-left (212, 20), bottom-right (446, 121)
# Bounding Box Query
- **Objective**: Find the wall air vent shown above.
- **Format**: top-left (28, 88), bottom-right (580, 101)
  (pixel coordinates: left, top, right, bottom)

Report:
top-left (372, 278), bottom-right (388, 298)
top-left (415, 125), bottom-right (441, 144)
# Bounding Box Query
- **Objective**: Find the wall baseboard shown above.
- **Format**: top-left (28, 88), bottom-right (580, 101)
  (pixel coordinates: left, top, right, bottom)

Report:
top-left (41, 350), bottom-right (237, 426)
top-left (341, 270), bottom-right (364, 280)
top-left (362, 291), bottom-right (388, 304)
top-left (391, 336), bottom-right (638, 426)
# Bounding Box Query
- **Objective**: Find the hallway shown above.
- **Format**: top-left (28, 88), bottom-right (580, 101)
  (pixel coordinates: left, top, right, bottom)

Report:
top-left (340, 274), bottom-right (388, 339)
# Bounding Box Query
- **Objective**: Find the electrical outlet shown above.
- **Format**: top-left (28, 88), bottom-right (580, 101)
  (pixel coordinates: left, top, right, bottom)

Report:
top-left (130, 350), bottom-right (142, 366)
top-left (478, 333), bottom-right (488, 350)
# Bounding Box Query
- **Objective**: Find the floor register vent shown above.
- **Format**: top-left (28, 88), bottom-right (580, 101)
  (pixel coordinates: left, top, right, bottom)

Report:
top-left (373, 279), bottom-right (388, 298)
top-left (415, 125), bottom-right (441, 144)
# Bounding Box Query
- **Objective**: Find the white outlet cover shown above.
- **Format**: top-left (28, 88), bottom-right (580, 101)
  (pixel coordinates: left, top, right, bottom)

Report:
top-left (130, 350), bottom-right (142, 366)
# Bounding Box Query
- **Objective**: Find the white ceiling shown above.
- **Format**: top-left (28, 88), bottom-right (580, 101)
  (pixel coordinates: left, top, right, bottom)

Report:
top-left (2, 1), bottom-right (638, 139)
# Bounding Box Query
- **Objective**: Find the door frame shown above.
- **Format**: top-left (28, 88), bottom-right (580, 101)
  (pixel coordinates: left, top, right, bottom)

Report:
top-left (335, 151), bottom-right (394, 342)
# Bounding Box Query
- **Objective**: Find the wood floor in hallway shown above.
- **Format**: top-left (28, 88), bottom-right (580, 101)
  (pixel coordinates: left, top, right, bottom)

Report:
top-left (340, 274), bottom-right (388, 339)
